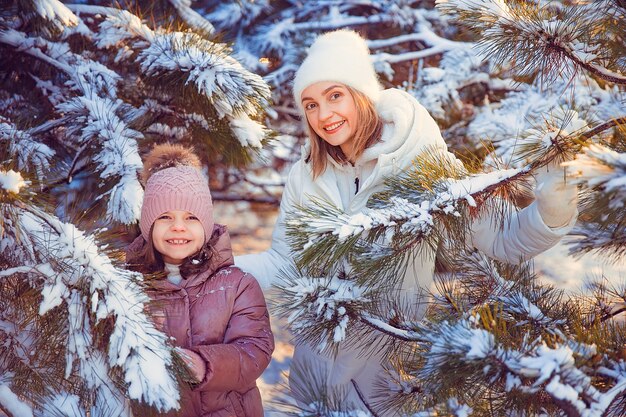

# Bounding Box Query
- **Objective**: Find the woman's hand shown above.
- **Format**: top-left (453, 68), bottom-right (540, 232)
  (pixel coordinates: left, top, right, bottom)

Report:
top-left (534, 160), bottom-right (578, 228)
top-left (177, 347), bottom-right (207, 383)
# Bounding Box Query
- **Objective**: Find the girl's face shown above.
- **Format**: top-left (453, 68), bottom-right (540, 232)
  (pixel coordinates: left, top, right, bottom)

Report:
top-left (301, 81), bottom-right (358, 157)
top-left (152, 210), bottom-right (205, 265)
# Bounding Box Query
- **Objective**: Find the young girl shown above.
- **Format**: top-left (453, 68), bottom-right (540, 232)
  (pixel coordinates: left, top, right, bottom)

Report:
top-left (127, 144), bottom-right (274, 417)
top-left (235, 30), bottom-right (578, 413)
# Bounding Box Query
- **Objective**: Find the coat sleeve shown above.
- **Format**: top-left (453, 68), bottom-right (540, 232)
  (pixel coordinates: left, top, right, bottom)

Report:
top-left (189, 274), bottom-right (275, 392)
top-left (234, 163), bottom-right (301, 289)
top-left (469, 200), bottom-right (577, 263)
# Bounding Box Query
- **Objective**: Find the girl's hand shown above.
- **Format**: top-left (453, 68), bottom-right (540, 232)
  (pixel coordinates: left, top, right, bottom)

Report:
top-left (176, 347), bottom-right (207, 383)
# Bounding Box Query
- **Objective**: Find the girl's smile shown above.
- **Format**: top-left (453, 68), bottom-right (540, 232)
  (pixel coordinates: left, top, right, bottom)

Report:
top-left (152, 210), bottom-right (205, 264)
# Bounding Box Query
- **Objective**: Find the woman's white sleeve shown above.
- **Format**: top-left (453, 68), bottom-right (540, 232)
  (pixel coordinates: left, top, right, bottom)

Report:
top-left (234, 171), bottom-right (298, 289)
top-left (469, 200), bottom-right (577, 264)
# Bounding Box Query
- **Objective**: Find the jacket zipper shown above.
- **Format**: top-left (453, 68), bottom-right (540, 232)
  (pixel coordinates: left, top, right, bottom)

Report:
top-left (354, 177), bottom-right (360, 194)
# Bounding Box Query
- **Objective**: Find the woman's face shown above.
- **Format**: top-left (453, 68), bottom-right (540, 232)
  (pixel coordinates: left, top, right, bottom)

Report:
top-left (152, 210), bottom-right (204, 265)
top-left (301, 81), bottom-right (358, 156)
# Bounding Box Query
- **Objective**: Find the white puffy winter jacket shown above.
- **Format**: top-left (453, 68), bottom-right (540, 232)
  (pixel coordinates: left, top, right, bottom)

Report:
top-left (235, 89), bottom-right (577, 413)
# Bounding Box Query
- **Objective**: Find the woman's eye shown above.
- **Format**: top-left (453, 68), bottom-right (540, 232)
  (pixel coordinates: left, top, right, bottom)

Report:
top-left (330, 92), bottom-right (342, 100)
top-left (304, 102), bottom-right (316, 111)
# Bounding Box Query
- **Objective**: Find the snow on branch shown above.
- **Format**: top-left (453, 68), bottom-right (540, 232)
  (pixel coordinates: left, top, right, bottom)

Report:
top-left (0, 28), bottom-right (121, 97)
top-left (0, 26), bottom-right (143, 224)
top-left (565, 143), bottom-right (626, 203)
top-left (275, 272), bottom-right (372, 353)
top-left (0, 121), bottom-right (55, 179)
top-left (467, 75), bottom-right (614, 166)
top-left (137, 31), bottom-right (270, 118)
top-left (288, 167), bottom-right (523, 254)
top-left (30, 0), bottom-right (79, 31)
top-left (76, 6), bottom-right (270, 121)
top-left (436, 0), bottom-right (626, 85)
top-left (57, 96), bottom-right (143, 224)
top-left (514, 108), bottom-right (590, 165)
top-left (560, 40), bottom-right (626, 85)
top-left (228, 113), bottom-right (267, 149)
top-left (435, 0), bottom-right (512, 21)
top-left (414, 314), bottom-right (626, 416)
top-left (0, 381), bottom-right (33, 417)
top-left (167, 0), bottom-right (215, 36)
top-left (9, 205), bottom-right (180, 411)
top-left (370, 25), bottom-right (473, 65)
top-left (0, 170), bottom-right (28, 194)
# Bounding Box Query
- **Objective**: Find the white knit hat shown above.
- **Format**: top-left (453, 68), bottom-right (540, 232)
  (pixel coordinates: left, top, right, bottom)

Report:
top-left (292, 30), bottom-right (382, 112)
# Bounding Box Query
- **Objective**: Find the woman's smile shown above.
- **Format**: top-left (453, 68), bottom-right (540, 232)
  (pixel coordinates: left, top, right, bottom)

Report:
top-left (323, 120), bottom-right (346, 133)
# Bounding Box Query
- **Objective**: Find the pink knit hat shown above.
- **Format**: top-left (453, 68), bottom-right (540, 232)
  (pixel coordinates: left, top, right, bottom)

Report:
top-left (139, 165), bottom-right (214, 243)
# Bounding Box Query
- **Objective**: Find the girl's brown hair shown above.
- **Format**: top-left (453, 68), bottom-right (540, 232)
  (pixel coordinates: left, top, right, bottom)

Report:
top-left (308, 86), bottom-right (383, 178)
top-left (127, 225), bottom-right (218, 279)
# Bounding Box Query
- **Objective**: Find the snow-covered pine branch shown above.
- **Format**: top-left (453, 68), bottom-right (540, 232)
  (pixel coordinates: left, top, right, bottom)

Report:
top-left (18, 0), bottom-right (79, 34)
top-left (563, 143), bottom-right (626, 260)
top-left (436, 0), bottom-right (626, 85)
top-left (565, 144), bottom-right (626, 203)
top-left (3, 1), bottom-right (277, 222)
top-left (0, 120), bottom-right (55, 180)
top-left (386, 255), bottom-right (626, 416)
top-left (273, 271), bottom-right (375, 355)
top-left (413, 316), bottom-right (621, 417)
top-left (0, 26), bottom-right (144, 224)
top-left (467, 75), bottom-right (618, 167)
top-left (0, 179), bottom-right (180, 414)
top-left (287, 152), bottom-right (528, 286)
top-left (167, 0), bottom-right (215, 37)
top-left (73, 5), bottom-right (270, 146)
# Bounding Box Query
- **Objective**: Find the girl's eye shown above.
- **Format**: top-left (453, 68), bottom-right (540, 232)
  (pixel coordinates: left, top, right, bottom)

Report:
top-left (187, 215), bottom-right (199, 221)
top-left (304, 102), bottom-right (317, 111)
top-left (157, 215), bottom-right (171, 220)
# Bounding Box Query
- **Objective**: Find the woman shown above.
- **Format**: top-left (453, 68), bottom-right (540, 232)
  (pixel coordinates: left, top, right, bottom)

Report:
top-left (236, 30), bottom-right (578, 413)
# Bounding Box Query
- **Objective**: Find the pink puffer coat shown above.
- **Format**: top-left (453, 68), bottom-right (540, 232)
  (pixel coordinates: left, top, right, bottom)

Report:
top-left (130, 225), bottom-right (274, 417)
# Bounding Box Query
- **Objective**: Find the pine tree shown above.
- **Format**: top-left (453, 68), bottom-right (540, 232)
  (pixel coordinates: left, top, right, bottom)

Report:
top-left (277, 1), bottom-right (626, 416)
top-left (0, 0), bottom-right (270, 415)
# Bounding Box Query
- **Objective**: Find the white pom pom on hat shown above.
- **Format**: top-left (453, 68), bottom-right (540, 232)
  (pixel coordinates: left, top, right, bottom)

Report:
top-left (292, 30), bottom-right (382, 112)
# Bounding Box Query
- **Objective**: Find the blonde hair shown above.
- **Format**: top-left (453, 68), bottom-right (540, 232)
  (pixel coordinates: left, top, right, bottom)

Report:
top-left (307, 86), bottom-right (383, 178)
